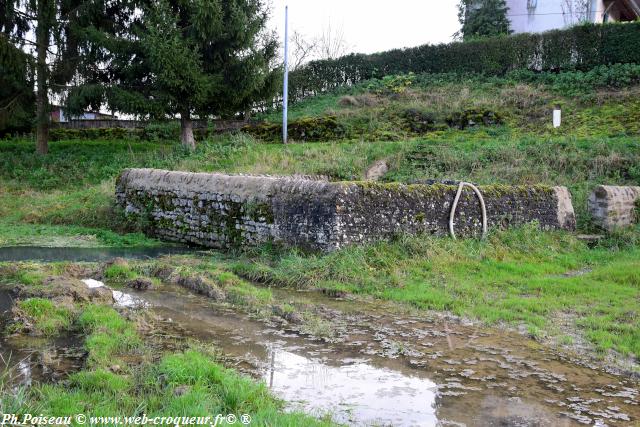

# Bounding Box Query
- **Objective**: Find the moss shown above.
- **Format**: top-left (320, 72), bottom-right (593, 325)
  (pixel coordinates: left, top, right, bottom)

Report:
top-left (244, 201), bottom-right (275, 223)
top-left (244, 115), bottom-right (347, 142)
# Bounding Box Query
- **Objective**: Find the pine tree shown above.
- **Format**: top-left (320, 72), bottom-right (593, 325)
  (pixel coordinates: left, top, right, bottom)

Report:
top-left (1, 0), bottom-right (115, 154)
top-left (68, 0), bottom-right (279, 149)
top-left (457, 0), bottom-right (512, 41)
top-left (0, 35), bottom-right (34, 135)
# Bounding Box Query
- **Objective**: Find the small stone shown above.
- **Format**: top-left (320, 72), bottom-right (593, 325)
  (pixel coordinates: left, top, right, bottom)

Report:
top-left (126, 277), bottom-right (155, 291)
top-left (173, 385), bottom-right (190, 397)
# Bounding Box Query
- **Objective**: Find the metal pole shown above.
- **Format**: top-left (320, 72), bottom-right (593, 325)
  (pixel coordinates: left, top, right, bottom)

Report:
top-left (283, 5), bottom-right (289, 144)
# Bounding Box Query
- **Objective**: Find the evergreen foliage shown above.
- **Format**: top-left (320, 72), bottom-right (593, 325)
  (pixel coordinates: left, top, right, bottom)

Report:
top-left (287, 22), bottom-right (640, 103)
top-left (0, 35), bottom-right (34, 135)
top-left (67, 0), bottom-right (279, 149)
top-left (457, 0), bottom-right (512, 40)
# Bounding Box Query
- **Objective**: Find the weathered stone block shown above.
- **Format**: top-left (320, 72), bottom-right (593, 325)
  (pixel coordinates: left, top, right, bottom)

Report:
top-left (588, 185), bottom-right (640, 231)
top-left (116, 169), bottom-right (575, 251)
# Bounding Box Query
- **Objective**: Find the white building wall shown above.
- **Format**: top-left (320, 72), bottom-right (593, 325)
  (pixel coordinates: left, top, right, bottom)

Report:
top-left (506, 0), bottom-right (606, 34)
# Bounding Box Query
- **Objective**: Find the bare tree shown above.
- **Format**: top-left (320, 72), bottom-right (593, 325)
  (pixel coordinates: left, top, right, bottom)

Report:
top-left (290, 31), bottom-right (318, 70)
top-left (318, 20), bottom-right (349, 60)
top-left (562, 0), bottom-right (590, 26)
top-left (286, 22), bottom-right (350, 69)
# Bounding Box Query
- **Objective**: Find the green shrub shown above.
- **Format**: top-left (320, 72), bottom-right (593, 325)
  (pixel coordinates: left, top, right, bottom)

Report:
top-left (366, 73), bottom-right (416, 94)
top-left (445, 109), bottom-right (502, 129)
top-left (401, 109), bottom-right (437, 133)
top-left (49, 127), bottom-right (141, 141)
top-left (244, 116), bottom-right (346, 142)
top-left (140, 122), bottom-right (180, 141)
top-left (506, 63), bottom-right (640, 96)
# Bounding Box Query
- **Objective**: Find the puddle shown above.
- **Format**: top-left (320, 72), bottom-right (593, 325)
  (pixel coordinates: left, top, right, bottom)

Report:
top-left (0, 289), bottom-right (85, 387)
top-left (265, 348), bottom-right (438, 425)
top-left (0, 246), bottom-right (202, 263)
top-left (129, 286), bottom-right (640, 426)
top-left (3, 277), bottom-right (639, 426)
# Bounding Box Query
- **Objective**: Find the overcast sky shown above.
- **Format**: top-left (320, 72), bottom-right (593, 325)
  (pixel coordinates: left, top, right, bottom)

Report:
top-left (268, 0), bottom-right (461, 55)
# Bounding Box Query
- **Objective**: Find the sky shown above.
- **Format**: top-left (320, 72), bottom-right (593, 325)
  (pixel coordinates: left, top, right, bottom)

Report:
top-left (268, 0), bottom-right (461, 56)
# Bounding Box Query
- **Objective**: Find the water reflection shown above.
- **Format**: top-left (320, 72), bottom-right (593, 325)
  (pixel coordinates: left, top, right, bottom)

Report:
top-left (0, 246), bottom-right (200, 263)
top-left (263, 347), bottom-right (438, 426)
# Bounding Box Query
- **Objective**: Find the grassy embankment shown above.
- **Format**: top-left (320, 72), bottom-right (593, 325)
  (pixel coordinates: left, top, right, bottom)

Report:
top-left (0, 287), bottom-right (333, 425)
top-left (1, 70), bottom-right (639, 359)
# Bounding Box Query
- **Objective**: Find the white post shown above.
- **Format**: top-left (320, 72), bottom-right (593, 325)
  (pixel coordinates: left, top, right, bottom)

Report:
top-left (283, 5), bottom-right (289, 144)
top-left (553, 107), bottom-right (562, 128)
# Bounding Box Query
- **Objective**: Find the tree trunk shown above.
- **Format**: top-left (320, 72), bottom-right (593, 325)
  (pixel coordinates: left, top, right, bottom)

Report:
top-left (35, 0), bottom-right (51, 155)
top-left (180, 112), bottom-right (196, 150)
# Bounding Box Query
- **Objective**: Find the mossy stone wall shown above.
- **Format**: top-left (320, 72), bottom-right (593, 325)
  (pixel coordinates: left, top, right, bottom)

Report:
top-left (116, 169), bottom-right (575, 251)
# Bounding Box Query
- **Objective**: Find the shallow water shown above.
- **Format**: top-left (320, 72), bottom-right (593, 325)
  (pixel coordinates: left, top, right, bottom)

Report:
top-left (0, 246), bottom-right (201, 263)
top-left (133, 286), bottom-right (640, 426)
top-left (0, 289), bottom-right (85, 387)
top-left (2, 280), bottom-right (639, 426)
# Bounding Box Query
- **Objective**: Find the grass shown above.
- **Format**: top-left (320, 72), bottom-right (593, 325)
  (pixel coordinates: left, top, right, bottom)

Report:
top-left (225, 225), bottom-right (640, 357)
top-left (3, 303), bottom-right (334, 426)
top-left (0, 72), bottom-right (639, 360)
top-left (0, 139), bottom-right (186, 247)
top-left (76, 305), bottom-right (142, 367)
top-left (15, 298), bottom-right (74, 336)
top-left (259, 72), bottom-right (640, 139)
top-left (1, 87), bottom-right (638, 246)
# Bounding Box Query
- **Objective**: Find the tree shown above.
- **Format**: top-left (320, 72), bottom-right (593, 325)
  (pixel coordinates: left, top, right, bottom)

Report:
top-left (289, 23), bottom-right (349, 71)
top-left (1, 0), bottom-right (114, 154)
top-left (561, 0), bottom-right (591, 26)
top-left (69, 0), bottom-right (279, 149)
top-left (1, 0), bottom-right (56, 153)
top-left (318, 20), bottom-right (349, 60)
top-left (457, 0), bottom-right (512, 41)
top-left (0, 35), bottom-right (34, 136)
top-left (291, 30), bottom-right (318, 70)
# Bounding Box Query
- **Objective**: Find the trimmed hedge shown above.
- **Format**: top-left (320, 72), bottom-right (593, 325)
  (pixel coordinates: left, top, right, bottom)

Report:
top-left (49, 126), bottom-right (222, 141)
top-left (289, 22), bottom-right (640, 102)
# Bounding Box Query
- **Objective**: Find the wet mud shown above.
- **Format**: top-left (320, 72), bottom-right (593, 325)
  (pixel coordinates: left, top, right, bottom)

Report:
top-left (2, 277), bottom-right (639, 426)
top-left (131, 285), bottom-right (640, 426)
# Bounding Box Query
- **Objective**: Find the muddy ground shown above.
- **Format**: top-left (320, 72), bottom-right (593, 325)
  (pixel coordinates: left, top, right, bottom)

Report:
top-left (1, 263), bottom-right (639, 427)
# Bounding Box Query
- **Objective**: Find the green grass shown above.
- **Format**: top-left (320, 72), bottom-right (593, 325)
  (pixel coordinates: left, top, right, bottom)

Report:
top-left (76, 305), bottom-right (142, 367)
top-left (16, 298), bottom-right (74, 336)
top-left (226, 225), bottom-right (640, 357)
top-left (259, 72), bottom-right (640, 140)
top-left (1, 82), bottom-right (638, 247)
top-left (4, 304), bottom-right (334, 426)
top-left (1, 74), bottom-right (639, 360)
top-left (103, 263), bottom-right (138, 282)
top-left (0, 139), bottom-right (187, 247)
top-left (0, 138), bottom-right (187, 191)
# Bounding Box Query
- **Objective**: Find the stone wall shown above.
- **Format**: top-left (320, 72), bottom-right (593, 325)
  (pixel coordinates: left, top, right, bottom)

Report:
top-left (588, 185), bottom-right (640, 231)
top-left (116, 169), bottom-right (576, 251)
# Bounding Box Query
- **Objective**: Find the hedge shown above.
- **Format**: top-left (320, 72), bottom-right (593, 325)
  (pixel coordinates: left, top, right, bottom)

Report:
top-left (48, 126), bottom-right (221, 141)
top-left (288, 22), bottom-right (640, 102)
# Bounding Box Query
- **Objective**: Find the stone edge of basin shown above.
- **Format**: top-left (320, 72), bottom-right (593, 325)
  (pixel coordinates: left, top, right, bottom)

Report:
top-left (588, 185), bottom-right (640, 232)
top-left (115, 168), bottom-right (577, 251)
